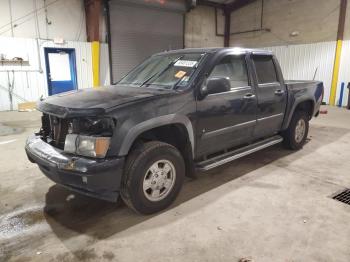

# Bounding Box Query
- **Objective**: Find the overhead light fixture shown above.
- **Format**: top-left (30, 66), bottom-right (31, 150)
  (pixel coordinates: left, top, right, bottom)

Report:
top-left (53, 38), bottom-right (65, 45)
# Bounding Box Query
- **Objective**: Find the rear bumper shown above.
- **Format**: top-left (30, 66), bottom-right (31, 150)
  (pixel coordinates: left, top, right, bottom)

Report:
top-left (25, 135), bottom-right (125, 202)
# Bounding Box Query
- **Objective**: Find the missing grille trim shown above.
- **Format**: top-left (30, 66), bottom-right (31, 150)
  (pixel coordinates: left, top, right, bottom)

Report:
top-left (332, 189), bottom-right (350, 206)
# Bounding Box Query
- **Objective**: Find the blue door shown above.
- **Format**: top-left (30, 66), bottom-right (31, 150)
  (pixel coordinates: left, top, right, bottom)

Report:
top-left (44, 48), bottom-right (78, 95)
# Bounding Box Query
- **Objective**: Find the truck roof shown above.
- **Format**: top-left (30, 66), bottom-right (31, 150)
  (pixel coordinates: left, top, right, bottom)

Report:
top-left (157, 47), bottom-right (273, 56)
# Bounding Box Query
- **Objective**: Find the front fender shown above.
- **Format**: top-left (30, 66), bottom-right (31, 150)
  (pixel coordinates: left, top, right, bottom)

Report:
top-left (118, 114), bottom-right (194, 156)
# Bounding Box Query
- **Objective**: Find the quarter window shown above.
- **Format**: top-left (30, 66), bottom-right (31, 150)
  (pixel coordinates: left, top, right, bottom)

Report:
top-left (252, 55), bottom-right (278, 84)
top-left (209, 55), bottom-right (249, 89)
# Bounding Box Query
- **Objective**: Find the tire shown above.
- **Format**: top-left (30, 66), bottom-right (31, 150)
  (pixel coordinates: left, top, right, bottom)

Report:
top-left (282, 110), bottom-right (309, 150)
top-left (120, 141), bottom-right (185, 214)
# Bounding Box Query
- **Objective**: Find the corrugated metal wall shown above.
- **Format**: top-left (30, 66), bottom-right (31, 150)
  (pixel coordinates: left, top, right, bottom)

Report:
top-left (263, 41), bottom-right (337, 103)
top-left (0, 36), bottom-right (109, 111)
top-left (337, 40), bottom-right (350, 106)
top-left (100, 43), bottom-right (111, 86)
top-left (1, 36), bottom-right (348, 110)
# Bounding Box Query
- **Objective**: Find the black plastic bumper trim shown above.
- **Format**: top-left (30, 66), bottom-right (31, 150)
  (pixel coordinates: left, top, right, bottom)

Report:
top-left (25, 135), bottom-right (125, 202)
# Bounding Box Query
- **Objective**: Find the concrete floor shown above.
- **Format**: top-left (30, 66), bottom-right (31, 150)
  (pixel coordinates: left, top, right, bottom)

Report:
top-left (0, 106), bottom-right (350, 262)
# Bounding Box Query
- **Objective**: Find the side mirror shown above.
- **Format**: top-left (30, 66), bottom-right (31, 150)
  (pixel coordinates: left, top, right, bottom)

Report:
top-left (201, 77), bottom-right (231, 97)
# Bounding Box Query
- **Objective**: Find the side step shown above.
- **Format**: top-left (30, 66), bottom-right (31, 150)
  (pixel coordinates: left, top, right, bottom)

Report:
top-left (196, 135), bottom-right (283, 171)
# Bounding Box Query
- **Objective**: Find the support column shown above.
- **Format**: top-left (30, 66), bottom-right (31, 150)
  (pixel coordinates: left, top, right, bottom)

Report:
top-left (224, 10), bottom-right (231, 47)
top-left (84, 0), bottom-right (101, 87)
top-left (92, 41), bottom-right (100, 87)
top-left (330, 0), bottom-right (347, 105)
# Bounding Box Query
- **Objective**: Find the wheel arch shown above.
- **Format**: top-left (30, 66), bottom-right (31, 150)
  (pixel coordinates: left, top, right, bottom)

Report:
top-left (118, 114), bottom-right (194, 157)
top-left (283, 99), bottom-right (315, 130)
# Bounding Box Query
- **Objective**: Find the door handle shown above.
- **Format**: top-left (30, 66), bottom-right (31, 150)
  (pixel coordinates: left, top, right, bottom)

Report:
top-left (243, 93), bottom-right (256, 99)
top-left (275, 89), bottom-right (285, 96)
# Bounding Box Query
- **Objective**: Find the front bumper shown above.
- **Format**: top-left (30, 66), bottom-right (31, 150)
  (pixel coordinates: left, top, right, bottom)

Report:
top-left (25, 135), bottom-right (125, 202)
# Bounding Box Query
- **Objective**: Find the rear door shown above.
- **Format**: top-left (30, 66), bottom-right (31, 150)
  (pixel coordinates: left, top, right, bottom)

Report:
top-left (252, 54), bottom-right (287, 137)
top-left (196, 53), bottom-right (257, 157)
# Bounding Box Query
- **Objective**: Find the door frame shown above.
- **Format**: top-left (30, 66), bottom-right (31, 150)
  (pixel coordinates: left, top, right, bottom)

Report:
top-left (194, 52), bottom-right (258, 157)
top-left (44, 47), bottom-right (78, 96)
top-left (250, 54), bottom-right (287, 137)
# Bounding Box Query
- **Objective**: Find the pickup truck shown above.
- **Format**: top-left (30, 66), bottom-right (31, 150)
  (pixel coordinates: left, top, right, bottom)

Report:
top-left (26, 48), bottom-right (324, 214)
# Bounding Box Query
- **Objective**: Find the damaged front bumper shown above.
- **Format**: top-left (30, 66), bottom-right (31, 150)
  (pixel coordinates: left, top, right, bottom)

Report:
top-left (25, 135), bottom-right (124, 202)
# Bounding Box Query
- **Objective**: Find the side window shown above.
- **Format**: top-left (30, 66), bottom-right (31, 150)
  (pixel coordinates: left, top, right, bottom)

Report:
top-left (209, 55), bottom-right (249, 89)
top-left (252, 55), bottom-right (278, 84)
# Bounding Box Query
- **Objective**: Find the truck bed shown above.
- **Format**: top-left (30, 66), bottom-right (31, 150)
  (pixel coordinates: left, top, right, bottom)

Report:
top-left (285, 80), bottom-right (323, 98)
top-left (283, 79), bottom-right (324, 122)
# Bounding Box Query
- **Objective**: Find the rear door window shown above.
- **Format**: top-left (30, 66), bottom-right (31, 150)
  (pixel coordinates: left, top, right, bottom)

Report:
top-left (252, 55), bottom-right (278, 84)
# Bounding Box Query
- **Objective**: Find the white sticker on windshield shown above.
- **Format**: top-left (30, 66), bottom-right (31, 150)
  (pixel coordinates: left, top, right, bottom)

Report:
top-left (174, 60), bottom-right (198, 67)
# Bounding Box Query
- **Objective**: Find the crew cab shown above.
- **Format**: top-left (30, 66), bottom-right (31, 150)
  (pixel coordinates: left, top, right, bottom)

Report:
top-left (25, 48), bottom-right (324, 214)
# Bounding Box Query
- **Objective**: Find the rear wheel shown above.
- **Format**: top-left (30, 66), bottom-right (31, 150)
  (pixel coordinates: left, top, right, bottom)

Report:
top-left (282, 110), bottom-right (309, 150)
top-left (120, 141), bottom-right (185, 214)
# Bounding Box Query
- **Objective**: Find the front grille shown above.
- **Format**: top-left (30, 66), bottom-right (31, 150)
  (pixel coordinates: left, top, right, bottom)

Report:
top-left (41, 113), bottom-right (69, 149)
top-left (332, 189), bottom-right (350, 206)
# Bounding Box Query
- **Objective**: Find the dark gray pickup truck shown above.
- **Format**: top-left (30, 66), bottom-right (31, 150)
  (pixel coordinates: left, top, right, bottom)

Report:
top-left (26, 48), bottom-right (323, 214)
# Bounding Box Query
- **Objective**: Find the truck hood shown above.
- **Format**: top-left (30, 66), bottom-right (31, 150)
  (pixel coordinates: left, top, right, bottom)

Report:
top-left (37, 85), bottom-right (174, 118)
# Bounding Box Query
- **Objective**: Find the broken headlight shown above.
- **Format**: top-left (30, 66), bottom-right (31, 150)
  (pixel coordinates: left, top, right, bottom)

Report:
top-left (68, 117), bottom-right (115, 136)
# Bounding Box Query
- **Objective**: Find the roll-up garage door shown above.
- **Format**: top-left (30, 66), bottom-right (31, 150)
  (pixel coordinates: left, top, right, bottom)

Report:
top-left (108, 0), bottom-right (186, 83)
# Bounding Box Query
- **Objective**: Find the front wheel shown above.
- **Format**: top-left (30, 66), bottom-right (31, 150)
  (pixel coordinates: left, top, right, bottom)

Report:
top-left (120, 141), bottom-right (185, 214)
top-left (282, 111), bottom-right (309, 150)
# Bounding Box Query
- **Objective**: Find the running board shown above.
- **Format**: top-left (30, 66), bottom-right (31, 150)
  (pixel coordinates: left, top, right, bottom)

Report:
top-left (196, 135), bottom-right (283, 171)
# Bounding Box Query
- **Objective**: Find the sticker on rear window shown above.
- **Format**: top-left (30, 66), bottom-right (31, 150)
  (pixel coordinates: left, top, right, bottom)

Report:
top-left (174, 60), bottom-right (198, 67)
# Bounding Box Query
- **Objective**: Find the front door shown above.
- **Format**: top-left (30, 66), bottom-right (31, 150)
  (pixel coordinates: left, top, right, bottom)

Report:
top-left (196, 54), bottom-right (257, 158)
top-left (252, 55), bottom-right (287, 137)
top-left (44, 48), bottom-right (77, 95)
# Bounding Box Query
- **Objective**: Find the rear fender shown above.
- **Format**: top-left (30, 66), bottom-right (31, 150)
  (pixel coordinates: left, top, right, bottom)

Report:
top-left (282, 99), bottom-right (315, 130)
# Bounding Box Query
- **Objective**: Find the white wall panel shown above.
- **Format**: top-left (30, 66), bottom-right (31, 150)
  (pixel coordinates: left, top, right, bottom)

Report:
top-left (263, 41), bottom-right (336, 103)
top-left (40, 39), bottom-right (93, 92)
top-left (0, 0), bottom-right (87, 41)
top-left (0, 36), bottom-right (109, 111)
top-left (337, 40), bottom-right (350, 106)
top-left (100, 43), bottom-right (111, 86)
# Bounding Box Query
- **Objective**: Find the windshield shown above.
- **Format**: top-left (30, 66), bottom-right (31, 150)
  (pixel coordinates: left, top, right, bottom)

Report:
top-left (118, 53), bottom-right (205, 89)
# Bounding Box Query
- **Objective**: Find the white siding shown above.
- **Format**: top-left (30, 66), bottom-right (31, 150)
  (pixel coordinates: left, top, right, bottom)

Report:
top-left (337, 40), bottom-right (350, 106)
top-left (100, 43), bottom-right (111, 86)
top-left (0, 36), bottom-right (110, 111)
top-left (263, 41), bottom-right (337, 103)
top-left (0, 0), bottom-right (87, 41)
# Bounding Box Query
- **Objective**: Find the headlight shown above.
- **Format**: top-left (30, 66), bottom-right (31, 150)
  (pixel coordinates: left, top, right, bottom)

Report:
top-left (64, 134), bottom-right (111, 158)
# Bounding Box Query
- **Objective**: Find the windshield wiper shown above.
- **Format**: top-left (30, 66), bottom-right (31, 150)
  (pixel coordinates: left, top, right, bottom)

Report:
top-left (172, 75), bottom-right (187, 90)
top-left (139, 55), bottom-right (184, 88)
